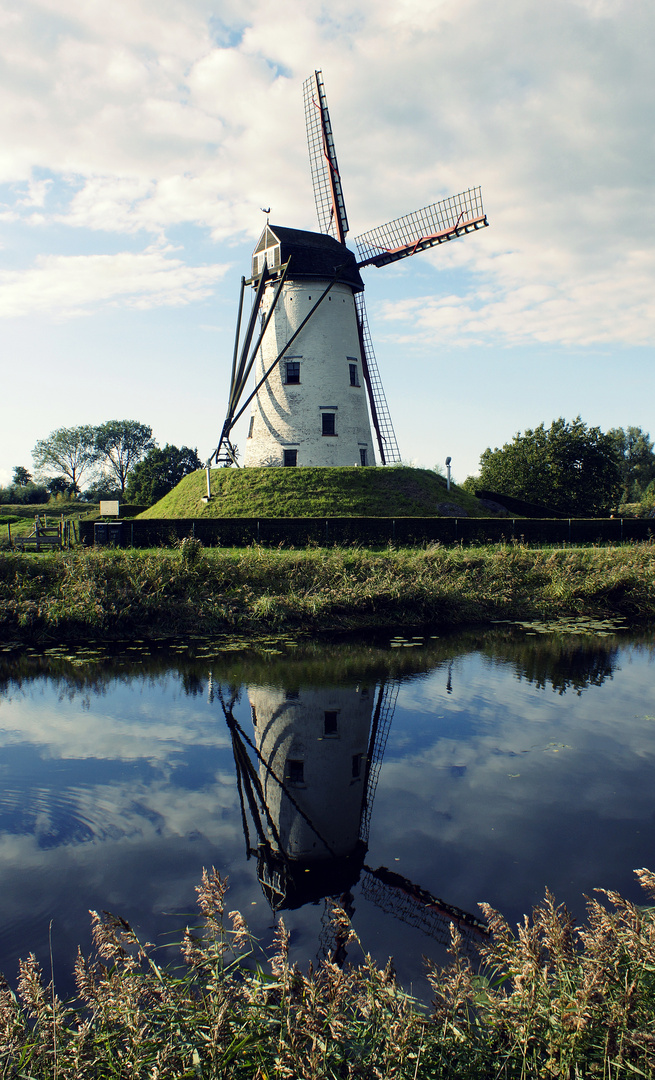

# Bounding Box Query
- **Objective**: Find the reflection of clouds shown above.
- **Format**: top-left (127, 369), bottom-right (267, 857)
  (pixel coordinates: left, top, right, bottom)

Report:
top-left (0, 774), bottom-right (241, 858)
top-left (369, 644), bottom-right (655, 927)
top-left (0, 678), bottom-right (231, 762)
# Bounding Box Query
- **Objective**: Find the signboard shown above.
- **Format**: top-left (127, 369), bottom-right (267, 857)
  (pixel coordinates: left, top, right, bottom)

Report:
top-left (99, 501), bottom-right (120, 517)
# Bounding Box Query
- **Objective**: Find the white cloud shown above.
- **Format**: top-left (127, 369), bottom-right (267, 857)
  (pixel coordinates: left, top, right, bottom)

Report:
top-left (0, 0), bottom-right (653, 345)
top-left (0, 247), bottom-right (229, 318)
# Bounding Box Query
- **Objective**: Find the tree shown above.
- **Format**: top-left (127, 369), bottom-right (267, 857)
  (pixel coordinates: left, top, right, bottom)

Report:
top-left (125, 444), bottom-right (203, 504)
top-left (12, 466), bottom-right (32, 486)
top-left (607, 426), bottom-right (655, 503)
top-left (45, 476), bottom-right (74, 497)
top-left (94, 421), bottom-right (156, 493)
top-left (476, 417), bottom-right (622, 515)
top-left (32, 426), bottom-right (98, 493)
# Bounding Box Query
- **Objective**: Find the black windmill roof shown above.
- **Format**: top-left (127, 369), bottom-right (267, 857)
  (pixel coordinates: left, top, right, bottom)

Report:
top-left (255, 224), bottom-right (364, 292)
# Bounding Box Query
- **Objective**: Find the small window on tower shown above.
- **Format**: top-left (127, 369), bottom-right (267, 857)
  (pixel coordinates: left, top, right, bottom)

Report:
top-left (351, 754), bottom-right (363, 780)
top-left (322, 413), bottom-right (336, 436)
top-left (248, 416), bottom-right (254, 438)
top-left (283, 449), bottom-right (298, 467)
top-left (286, 759), bottom-right (304, 785)
top-left (324, 711), bottom-right (338, 736)
top-left (349, 363), bottom-right (360, 387)
top-left (359, 448), bottom-right (368, 466)
top-left (285, 361), bottom-right (300, 384)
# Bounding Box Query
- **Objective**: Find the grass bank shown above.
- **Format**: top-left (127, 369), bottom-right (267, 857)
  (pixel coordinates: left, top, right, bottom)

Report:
top-left (139, 465), bottom-right (486, 518)
top-left (1, 542), bottom-right (654, 643)
top-left (3, 867), bottom-right (655, 1078)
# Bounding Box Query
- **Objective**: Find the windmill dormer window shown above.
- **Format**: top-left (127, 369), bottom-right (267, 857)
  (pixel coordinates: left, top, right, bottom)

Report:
top-left (348, 362), bottom-right (360, 387)
top-left (252, 244), bottom-right (281, 278)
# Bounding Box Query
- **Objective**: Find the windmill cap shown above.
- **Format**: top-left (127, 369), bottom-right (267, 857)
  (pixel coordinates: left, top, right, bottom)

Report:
top-left (256, 224), bottom-right (364, 291)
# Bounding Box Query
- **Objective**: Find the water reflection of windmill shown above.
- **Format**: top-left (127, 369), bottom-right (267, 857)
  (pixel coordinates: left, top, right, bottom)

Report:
top-left (211, 70), bottom-right (488, 468)
top-left (214, 678), bottom-right (486, 958)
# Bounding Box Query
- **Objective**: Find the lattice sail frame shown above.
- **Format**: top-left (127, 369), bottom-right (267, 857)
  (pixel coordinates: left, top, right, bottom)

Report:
top-left (355, 293), bottom-right (401, 466)
top-left (303, 70), bottom-right (349, 243)
top-left (354, 187), bottom-right (487, 268)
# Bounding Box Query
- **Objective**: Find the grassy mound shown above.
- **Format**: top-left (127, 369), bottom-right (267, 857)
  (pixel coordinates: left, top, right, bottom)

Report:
top-left (138, 466), bottom-right (486, 519)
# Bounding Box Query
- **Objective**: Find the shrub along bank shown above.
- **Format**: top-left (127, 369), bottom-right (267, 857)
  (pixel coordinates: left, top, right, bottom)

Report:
top-left (3, 867), bottom-right (655, 1079)
top-left (1, 542), bottom-right (654, 643)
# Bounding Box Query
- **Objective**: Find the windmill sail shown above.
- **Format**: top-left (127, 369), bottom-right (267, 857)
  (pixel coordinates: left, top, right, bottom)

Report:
top-left (354, 188), bottom-right (488, 268)
top-left (355, 292), bottom-right (401, 465)
top-left (303, 70), bottom-right (349, 243)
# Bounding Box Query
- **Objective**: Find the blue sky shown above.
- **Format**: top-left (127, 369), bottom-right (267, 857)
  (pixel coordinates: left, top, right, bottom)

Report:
top-left (1, 0), bottom-right (654, 486)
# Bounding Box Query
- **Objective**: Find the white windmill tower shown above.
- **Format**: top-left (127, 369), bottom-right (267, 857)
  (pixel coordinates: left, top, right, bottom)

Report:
top-left (210, 71), bottom-right (488, 469)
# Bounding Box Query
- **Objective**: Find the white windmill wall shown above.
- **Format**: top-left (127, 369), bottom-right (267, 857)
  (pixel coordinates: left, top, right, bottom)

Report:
top-left (247, 685), bottom-right (373, 860)
top-left (243, 280), bottom-right (376, 467)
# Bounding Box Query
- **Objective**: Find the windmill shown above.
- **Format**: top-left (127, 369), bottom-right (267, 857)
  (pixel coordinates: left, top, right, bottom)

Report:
top-left (213, 679), bottom-right (487, 964)
top-left (210, 71), bottom-right (488, 468)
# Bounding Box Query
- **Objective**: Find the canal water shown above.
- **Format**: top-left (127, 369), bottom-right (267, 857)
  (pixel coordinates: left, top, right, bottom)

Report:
top-left (0, 622), bottom-right (653, 999)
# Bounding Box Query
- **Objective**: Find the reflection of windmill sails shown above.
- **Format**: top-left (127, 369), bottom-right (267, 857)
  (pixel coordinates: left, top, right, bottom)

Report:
top-left (211, 70), bottom-right (488, 469)
top-left (216, 680), bottom-right (486, 955)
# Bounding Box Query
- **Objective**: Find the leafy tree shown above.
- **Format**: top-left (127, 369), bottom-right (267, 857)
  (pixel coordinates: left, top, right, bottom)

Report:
top-left (32, 426), bottom-right (98, 493)
top-left (45, 476), bottom-right (74, 497)
top-left (81, 478), bottom-right (122, 503)
top-left (12, 466), bottom-right (33, 486)
top-left (607, 426), bottom-right (655, 503)
top-left (94, 421), bottom-right (156, 493)
top-left (4, 482), bottom-right (49, 505)
top-left (476, 417), bottom-right (622, 515)
top-left (125, 444), bottom-right (203, 504)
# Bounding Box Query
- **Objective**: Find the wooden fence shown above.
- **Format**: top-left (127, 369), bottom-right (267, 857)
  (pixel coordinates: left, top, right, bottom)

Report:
top-left (79, 516), bottom-right (654, 549)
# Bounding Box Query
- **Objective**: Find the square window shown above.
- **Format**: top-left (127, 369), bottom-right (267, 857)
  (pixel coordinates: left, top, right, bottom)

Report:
top-left (283, 449), bottom-right (297, 467)
top-left (285, 361), bottom-right (300, 384)
top-left (324, 711), bottom-right (338, 736)
top-left (349, 363), bottom-right (360, 387)
top-left (286, 759), bottom-right (304, 784)
top-left (322, 413), bottom-right (336, 436)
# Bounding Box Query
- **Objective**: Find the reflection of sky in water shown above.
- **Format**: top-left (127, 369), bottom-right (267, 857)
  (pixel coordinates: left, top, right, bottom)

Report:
top-left (0, 638), bottom-right (653, 999)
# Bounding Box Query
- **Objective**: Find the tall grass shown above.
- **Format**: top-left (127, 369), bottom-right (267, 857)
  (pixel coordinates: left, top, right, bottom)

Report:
top-left (1, 542), bottom-right (654, 642)
top-left (3, 869), bottom-right (655, 1078)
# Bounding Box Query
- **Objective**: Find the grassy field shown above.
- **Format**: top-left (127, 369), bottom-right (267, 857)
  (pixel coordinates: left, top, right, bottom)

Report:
top-left (1, 541), bottom-right (653, 643)
top-left (0, 500), bottom-right (94, 539)
top-left (139, 465), bottom-right (487, 518)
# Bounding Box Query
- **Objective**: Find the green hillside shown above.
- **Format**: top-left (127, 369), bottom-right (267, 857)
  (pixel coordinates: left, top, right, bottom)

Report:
top-left (138, 466), bottom-right (489, 519)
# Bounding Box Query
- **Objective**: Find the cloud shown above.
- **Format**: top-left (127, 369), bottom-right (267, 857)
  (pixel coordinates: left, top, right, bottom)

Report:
top-left (0, 0), bottom-right (653, 344)
top-left (0, 247), bottom-right (229, 318)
